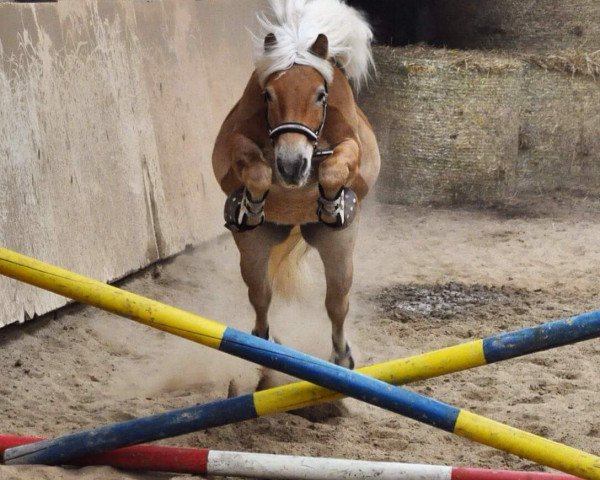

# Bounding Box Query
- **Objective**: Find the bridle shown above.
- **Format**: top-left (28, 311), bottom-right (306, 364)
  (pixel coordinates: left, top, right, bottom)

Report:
top-left (223, 79), bottom-right (353, 233)
top-left (264, 82), bottom-right (334, 159)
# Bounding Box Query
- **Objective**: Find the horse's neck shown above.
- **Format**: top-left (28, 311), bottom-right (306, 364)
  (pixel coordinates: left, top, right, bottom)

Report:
top-left (239, 72), bottom-right (266, 114)
top-left (329, 66), bottom-right (357, 109)
top-left (325, 67), bottom-right (360, 133)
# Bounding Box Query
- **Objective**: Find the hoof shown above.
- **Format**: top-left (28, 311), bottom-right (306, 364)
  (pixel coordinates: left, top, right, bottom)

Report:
top-left (251, 327), bottom-right (270, 340)
top-left (330, 343), bottom-right (355, 370)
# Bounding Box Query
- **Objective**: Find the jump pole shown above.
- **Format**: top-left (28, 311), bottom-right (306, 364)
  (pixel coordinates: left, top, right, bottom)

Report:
top-left (0, 247), bottom-right (599, 479)
top-left (3, 314), bottom-right (600, 479)
top-left (0, 435), bottom-right (209, 474)
top-left (0, 435), bottom-right (581, 480)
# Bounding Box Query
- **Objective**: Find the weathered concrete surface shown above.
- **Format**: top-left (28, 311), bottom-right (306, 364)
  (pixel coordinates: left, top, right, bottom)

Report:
top-left (131, 1), bottom-right (266, 257)
top-left (0, 0), bottom-right (263, 327)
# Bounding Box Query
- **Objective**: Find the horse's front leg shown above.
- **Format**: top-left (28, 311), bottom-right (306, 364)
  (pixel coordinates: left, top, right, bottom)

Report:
top-left (223, 134), bottom-right (272, 232)
top-left (233, 224), bottom-right (291, 340)
top-left (317, 139), bottom-right (361, 229)
top-left (301, 219), bottom-right (359, 369)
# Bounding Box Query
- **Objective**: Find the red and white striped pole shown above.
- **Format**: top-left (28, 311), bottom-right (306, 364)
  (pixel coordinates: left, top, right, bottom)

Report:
top-left (0, 435), bottom-right (578, 480)
top-left (205, 450), bottom-right (576, 480)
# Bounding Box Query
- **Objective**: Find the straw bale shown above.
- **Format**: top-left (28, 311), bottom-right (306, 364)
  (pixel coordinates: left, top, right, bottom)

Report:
top-left (360, 46), bottom-right (523, 205)
top-left (432, 0), bottom-right (600, 54)
top-left (516, 64), bottom-right (600, 196)
top-left (527, 50), bottom-right (600, 79)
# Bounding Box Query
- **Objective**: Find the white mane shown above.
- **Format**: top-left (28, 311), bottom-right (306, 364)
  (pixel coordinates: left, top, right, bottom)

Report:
top-left (253, 0), bottom-right (374, 90)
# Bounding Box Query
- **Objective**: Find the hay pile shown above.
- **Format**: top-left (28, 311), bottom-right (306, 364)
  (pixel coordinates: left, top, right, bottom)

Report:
top-left (432, 0), bottom-right (600, 54)
top-left (518, 59), bottom-right (600, 195)
top-left (528, 50), bottom-right (600, 78)
top-left (359, 46), bottom-right (600, 205)
top-left (360, 46), bottom-right (522, 205)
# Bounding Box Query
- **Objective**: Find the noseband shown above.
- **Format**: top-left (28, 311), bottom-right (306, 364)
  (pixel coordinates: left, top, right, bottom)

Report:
top-left (265, 83), bottom-right (334, 158)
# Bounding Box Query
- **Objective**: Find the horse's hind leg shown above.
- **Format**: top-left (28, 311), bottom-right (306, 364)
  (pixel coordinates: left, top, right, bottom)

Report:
top-left (233, 223), bottom-right (291, 339)
top-left (301, 219), bottom-right (359, 369)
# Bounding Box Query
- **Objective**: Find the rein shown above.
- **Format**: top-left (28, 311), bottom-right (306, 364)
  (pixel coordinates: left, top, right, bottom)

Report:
top-left (265, 83), bottom-right (333, 159)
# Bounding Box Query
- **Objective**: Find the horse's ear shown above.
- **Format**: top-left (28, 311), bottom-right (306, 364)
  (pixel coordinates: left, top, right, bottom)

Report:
top-left (309, 33), bottom-right (329, 59)
top-left (264, 33), bottom-right (277, 52)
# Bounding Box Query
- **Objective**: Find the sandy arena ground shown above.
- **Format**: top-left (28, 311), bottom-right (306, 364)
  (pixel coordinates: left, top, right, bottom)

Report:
top-left (1, 198), bottom-right (600, 479)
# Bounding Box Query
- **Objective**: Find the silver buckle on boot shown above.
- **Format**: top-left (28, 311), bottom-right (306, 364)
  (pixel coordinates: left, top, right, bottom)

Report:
top-left (317, 185), bottom-right (357, 229)
top-left (224, 187), bottom-right (267, 232)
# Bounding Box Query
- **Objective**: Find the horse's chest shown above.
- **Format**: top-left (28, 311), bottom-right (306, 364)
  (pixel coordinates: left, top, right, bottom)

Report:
top-left (264, 185), bottom-right (320, 225)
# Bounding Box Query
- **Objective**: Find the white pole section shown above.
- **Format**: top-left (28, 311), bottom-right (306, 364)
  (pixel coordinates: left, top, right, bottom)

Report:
top-left (207, 450), bottom-right (453, 480)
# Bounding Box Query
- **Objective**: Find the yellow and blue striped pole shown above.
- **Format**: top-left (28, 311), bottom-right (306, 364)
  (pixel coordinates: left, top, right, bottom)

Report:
top-left (1, 247), bottom-right (599, 479)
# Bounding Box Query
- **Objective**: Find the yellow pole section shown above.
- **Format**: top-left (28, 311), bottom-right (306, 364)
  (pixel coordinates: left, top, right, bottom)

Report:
top-left (455, 411), bottom-right (600, 479)
top-left (253, 341), bottom-right (486, 414)
top-left (0, 247), bottom-right (226, 349)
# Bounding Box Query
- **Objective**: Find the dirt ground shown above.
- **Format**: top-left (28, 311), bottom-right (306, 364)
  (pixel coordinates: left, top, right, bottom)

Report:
top-left (1, 198), bottom-right (600, 479)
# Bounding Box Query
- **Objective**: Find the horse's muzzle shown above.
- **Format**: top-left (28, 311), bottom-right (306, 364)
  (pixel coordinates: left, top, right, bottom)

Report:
top-left (274, 137), bottom-right (313, 187)
top-left (276, 154), bottom-right (309, 186)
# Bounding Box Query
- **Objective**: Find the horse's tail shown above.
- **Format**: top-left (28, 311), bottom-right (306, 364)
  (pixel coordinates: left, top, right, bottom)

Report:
top-left (268, 226), bottom-right (311, 299)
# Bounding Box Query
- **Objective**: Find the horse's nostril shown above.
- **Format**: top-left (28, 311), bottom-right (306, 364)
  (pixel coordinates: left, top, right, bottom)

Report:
top-left (276, 155), bottom-right (308, 184)
top-left (301, 157), bottom-right (308, 174)
top-left (276, 158), bottom-right (287, 177)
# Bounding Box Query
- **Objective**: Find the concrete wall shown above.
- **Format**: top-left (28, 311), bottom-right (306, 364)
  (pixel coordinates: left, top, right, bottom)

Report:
top-left (0, 0), bottom-right (265, 327)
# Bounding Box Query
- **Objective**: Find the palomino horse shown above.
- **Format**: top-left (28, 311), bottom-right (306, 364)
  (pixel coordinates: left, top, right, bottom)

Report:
top-left (212, 0), bottom-right (380, 369)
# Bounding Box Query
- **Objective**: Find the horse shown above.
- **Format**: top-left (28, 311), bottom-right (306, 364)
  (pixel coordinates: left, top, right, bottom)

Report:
top-left (212, 0), bottom-right (380, 370)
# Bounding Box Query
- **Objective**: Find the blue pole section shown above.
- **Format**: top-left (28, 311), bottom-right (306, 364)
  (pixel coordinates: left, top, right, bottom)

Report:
top-left (3, 395), bottom-right (258, 465)
top-left (220, 328), bottom-right (462, 430)
top-left (483, 309), bottom-right (600, 362)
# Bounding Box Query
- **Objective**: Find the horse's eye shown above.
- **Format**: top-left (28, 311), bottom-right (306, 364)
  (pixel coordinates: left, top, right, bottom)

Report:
top-left (263, 90), bottom-right (272, 102)
top-left (316, 90), bottom-right (328, 104)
